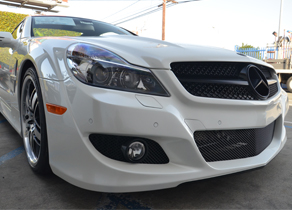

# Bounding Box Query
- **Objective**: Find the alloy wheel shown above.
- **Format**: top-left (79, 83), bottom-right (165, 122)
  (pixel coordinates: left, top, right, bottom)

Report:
top-left (22, 76), bottom-right (42, 167)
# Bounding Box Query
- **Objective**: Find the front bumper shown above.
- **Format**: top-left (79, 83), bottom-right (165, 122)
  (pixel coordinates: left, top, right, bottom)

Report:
top-left (39, 70), bottom-right (289, 192)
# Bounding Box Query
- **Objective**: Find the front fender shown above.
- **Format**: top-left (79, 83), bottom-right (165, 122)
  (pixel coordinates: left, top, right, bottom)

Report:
top-left (16, 38), bottom-right (76, 125)
top-left (27, 38), bottom-right (76, 81)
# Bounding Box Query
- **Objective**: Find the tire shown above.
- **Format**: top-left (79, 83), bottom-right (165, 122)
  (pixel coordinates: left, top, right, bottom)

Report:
top-left (287, 76), bottom-right (292, 93)
top-left (20, 67), bottom-right (51, 174)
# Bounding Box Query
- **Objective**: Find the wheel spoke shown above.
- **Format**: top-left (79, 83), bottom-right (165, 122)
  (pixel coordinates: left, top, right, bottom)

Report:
top-left (31, 90), bottom-right (38, 111)
top-left (33, 102), bottom-right (41, 130)
top-left (33, 135), bottom-right (41, 147)
top-left (33, 127), bottom-right (41, 141)
top-left (33, 139), bottom-right (41, 159)
top-left (35, 120), bottom-right (41, 130)
top-left (25, 81), bottom-right (31, 109)
top-left (29, 131), bottom-right (34, 153)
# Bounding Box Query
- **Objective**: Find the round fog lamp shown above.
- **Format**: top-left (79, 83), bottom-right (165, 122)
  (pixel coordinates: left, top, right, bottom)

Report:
top-left (127, 141), bottom-right (146, 161)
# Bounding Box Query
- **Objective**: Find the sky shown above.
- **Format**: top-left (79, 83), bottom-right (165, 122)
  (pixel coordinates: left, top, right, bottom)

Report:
top-left (0, 0), bottom-right (291, 50)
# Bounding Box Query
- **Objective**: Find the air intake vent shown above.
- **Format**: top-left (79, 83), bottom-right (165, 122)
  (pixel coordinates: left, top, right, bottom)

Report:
top-left (194, 120), bottom-right (276, 162)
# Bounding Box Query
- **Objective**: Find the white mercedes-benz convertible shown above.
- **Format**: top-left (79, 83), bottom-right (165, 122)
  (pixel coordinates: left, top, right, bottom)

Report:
top-left (0, 15), bottom-right (289, 192)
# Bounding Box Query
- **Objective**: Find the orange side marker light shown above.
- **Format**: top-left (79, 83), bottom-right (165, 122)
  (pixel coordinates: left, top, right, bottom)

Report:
top-left (46, 103), bottom-right (67, 115)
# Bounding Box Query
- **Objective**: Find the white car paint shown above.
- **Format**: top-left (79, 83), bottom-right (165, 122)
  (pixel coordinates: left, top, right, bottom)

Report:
top-left (0, 15), bottom-right (288, 192)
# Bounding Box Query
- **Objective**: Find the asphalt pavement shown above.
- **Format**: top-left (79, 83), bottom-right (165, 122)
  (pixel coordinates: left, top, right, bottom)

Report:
top-left (1, 92), bottom-right (292, 209)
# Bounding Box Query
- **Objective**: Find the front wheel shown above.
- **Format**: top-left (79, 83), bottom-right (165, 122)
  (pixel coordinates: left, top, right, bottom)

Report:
top-left (21, 67), bottom-right (50, 174)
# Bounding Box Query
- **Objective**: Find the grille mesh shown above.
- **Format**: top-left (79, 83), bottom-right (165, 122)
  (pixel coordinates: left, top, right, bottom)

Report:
top-left (269, 83), bottom-right (278, 98)
top-left (171, 62), bottom-right (245, 79)
top-left (181, 82), bottom-right (278, 100)
top-left (171, 62), bottom-right (272, 79)
top-left (194, 120), bottom-right (275, 162)
top-left (89, 134), bottom-right (169, 164)
top-left (171, 62), bottom-right (278, 100)
top-left (182, 83), bottom-right (255, 100)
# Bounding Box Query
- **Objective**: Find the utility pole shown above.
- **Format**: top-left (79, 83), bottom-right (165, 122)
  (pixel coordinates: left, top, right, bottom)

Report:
top-left (162, 0), bottom-right (166, 40)
top-left (277, 0), bottom-right (283, 58)
top-left (162, 0), bottom-right (177, 40)
top-left (278, 0), bottom-right (283, 40)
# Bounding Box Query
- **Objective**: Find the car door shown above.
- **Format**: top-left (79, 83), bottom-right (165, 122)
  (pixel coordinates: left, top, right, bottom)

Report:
top-left (0, 21), bottom-right (24, 132)
top-left (0, 27), bottom-right (17, 118)
top-left (0, 47), bottom-right (10, 114)
top-left (9, 20), bottom-right (28, 134)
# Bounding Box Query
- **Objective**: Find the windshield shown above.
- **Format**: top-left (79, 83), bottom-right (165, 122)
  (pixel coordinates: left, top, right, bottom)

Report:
top-left (31, 16), bottom-right (132, 37)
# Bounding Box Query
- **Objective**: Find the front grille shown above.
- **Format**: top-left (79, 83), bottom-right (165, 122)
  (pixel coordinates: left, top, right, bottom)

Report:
top-left (171, 62), bottom-right (272, 79)
top-left (171, 62), bottom-right (278, 100)
top-left (181, 82), bottom-right (278, 100)
top-left (269, 83), bottom-right (278, 98)
top-left (171, 62), bottom-right (246, 79)
top-left (194, 120), bottom-right (276, 162)
top-left (89, 134), bottom-right (169, 164)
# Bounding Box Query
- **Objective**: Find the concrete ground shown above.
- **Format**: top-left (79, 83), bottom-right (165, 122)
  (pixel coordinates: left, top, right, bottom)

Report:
top-left (1, 93), bottom-right (292, 209)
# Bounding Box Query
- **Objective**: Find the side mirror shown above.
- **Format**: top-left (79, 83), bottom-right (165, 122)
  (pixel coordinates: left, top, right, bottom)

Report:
top-left (0, 32), bottom-right (13, 40)
top-left (0, 32), bottom-right (16, 48)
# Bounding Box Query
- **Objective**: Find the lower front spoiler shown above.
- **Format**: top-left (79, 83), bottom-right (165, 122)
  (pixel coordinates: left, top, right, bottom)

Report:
top-left (49, 123), bottom-right (287, 193)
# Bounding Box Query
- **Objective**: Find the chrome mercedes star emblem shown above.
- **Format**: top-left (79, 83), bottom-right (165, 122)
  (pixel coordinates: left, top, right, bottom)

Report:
top-left (247, 65), bottom-right (270, 100)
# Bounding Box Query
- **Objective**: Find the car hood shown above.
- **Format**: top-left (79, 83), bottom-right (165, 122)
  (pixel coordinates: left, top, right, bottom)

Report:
top-left (73, 35), bottom-right (270, 69)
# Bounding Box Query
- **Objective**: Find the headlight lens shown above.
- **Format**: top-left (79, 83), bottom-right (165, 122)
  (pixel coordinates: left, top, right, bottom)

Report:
top-left (67, 43), bottom-right (169, 96)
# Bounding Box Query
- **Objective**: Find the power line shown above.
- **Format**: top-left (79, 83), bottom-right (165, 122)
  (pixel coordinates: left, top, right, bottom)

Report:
top-left (102, 0), bottom-right (142, 21)
top-left (113, 4), bottom-right (173, 25)
top-left (113, 0), bottom-right (197, 25)
top-left (111, 3), bottom-right (162, 25)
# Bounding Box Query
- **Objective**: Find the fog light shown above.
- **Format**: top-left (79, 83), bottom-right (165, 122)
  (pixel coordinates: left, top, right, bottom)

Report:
top-left (122, 140), bottom-right (147, 162)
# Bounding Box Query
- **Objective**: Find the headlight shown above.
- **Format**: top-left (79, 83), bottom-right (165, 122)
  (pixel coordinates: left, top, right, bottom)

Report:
top-left (66, 43), bottom-right (169, 96)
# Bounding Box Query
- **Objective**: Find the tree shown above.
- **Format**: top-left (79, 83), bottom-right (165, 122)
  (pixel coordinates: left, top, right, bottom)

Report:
top-left (237, 43), bottom-right (262, 60)
top-left (239, 43), bottom-right (259, 50)
top-left (0, 11), bottom-right (28, 33)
